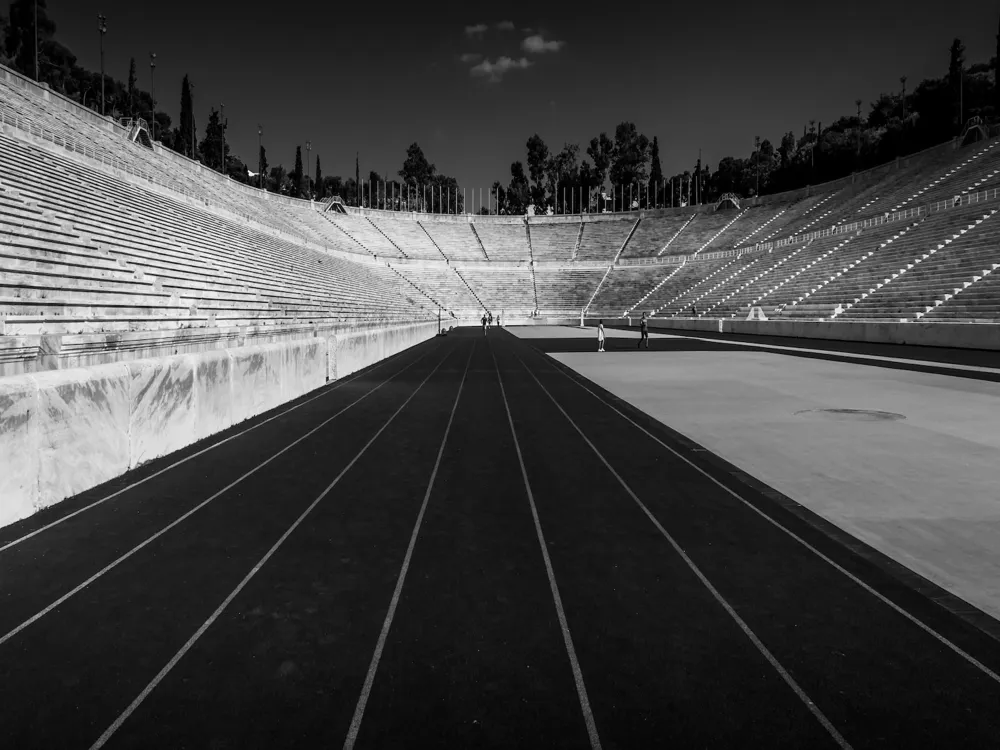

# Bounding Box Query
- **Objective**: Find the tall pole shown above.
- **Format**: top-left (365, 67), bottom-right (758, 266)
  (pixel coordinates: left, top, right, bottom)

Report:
top-left (97, 14), bottom-right (107, 116)
top-left (149, 53), bottom-right (156, 141)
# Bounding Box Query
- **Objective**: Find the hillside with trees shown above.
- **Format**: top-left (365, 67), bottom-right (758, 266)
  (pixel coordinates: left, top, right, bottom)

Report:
top-left (1, 0), bottom-right (997, 212)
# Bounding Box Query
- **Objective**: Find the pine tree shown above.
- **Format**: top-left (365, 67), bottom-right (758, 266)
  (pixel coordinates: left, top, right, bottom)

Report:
top-left (292, 146), bottom-right (303, 198)
top-left (197, 108), bottom-right (227, 172)
top-left (315, 156), bottom-right (322, 198)
top-left (127, 57), bottom-right (137, 116)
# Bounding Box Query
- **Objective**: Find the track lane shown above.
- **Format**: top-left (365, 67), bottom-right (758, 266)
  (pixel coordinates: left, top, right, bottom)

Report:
top-left (348, 335), bottom-right (593, 749)
top-left (510, 332), bottom-right (1000, 748)
top-left (0, 342), bottom-right (453, 747)
top-left (92, 339), bottom-right (474, 750)
top-left (487, 335), bottom-right (838, 748)
top-left (0, 340), bottom-right (438, 641)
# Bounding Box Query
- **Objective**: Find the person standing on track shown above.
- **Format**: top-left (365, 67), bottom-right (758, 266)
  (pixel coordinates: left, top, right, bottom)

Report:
top-left (488, 311), bottom-right (493, 328)
top-left (597, 320), bottom-right (605, 352)
top-left (638, 312), bottom-right (649, 349)
top-left (482, 313), bottom-right (488, 335)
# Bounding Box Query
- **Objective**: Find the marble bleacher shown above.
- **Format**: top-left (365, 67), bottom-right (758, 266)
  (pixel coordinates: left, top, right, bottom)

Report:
top-left (420, 221), bottom-right (489, 261)
top-left (838, 206), bottom-right (1000, 320)
top-left (393, 266), bottom-right (481, 312)
top-left (619, 214), bottom-right (693, 258)
top-left (577, 219), bottom-right (635, 262)
top-left (458, 268), bottom-right (535, 313)
top-left (0, 133), bottom-right (430, 334)
top-left (472, 221), bottom-right (531, 262)
top-left (533, 269), bottom-right (604, 312)
top-left (369, 216), bottom-right (443, 260)
top-left (667, 211), bottom-right (739, 256)
top-left (587, 265), bottom-right (678, 315)
top-left (6, 60), bottom-right (1000, 328)
top-left (528, 222), bottom-right (581, 262)
top-left (642, 258), bottom-right (735, 316)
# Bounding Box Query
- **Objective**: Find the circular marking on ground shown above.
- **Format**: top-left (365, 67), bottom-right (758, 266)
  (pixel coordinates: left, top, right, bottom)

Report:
top-left (794, 408), bottom-right (906, 422)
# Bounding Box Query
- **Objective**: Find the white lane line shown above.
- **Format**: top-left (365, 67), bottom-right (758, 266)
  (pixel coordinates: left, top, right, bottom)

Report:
top-left (512, 349), bottom-right (852, 750)
top-left (491, 343), bottom-right (603, 750)
top-left (0, 339), bottom-right (433, 555)
top-left (537, 347), bottom-right (1000, 687)
top-left (0, 344), bottom-right (440, 650)
top-left (343, 340), bottom-right (476, 750)
top-left (88, 343), bottom-right (455, 750)
top-left (655, 330), bottom-right (1000, 375)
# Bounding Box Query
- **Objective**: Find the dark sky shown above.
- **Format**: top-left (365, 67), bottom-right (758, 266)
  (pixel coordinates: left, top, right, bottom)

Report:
top-left (47, 0), bottom-right (998, 191)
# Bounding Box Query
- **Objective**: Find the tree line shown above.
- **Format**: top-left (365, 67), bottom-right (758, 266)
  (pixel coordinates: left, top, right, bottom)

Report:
top-left (2, 1), bottom-right (998, 211)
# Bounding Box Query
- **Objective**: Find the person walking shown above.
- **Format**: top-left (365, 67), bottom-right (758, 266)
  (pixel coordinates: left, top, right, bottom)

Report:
top-left (482, 313), bottom-right (488, 335)
top-left (638, 312), bottom-right (649, 349)
top-left (597, 320), bottom-right (606, 352)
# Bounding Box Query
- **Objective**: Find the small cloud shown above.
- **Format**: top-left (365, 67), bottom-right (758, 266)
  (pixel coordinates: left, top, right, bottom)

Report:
top-left (470, 56), bottom-right (532, 83)
top-left (465, 23), bottom-right (488, 36)
top-left (522, 34), bottom-right (564, 53)
top-left (495, 20), bottom-right (515, 30)
top-left (459, 53), bottom-right (482, 63)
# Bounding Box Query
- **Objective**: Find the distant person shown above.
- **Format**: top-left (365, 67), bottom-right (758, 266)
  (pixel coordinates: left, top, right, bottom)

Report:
top-left (488, 311), bottom-right (493, 327)
top-left (597, 320), bottom-right (606, 352)
top-left (482, 314), bottom-right (488, 335)
top-left (691, 305), bottom-right (697, 316)
top-left (639, 312), bottom-right (649, 349)
top-left (497, 312), bottom-right (502, 327)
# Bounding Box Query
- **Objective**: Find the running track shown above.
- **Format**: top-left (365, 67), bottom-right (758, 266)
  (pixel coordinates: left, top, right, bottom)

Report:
top-left (2, 327), bottom-right (999, 748)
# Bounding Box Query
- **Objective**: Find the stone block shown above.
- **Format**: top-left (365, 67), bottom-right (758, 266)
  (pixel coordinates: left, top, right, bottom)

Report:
top-left (282, 338), bottom-right (327, 402)
top-left (228, 343), bottom-right (283, 423)
top-left (127, 355), bottom-right (197, 468)
top-left (34, 364), bottom-right (131, 510)
top-left (192, 349), bottom-right (233, 443)
top-left (0, 375), bottom-right (40, 527)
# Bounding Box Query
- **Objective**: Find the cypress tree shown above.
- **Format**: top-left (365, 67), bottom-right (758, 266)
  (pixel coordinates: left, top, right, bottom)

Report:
top-left (648, 136), bottom-right (663, 201)
top-left (315, 156), bottom-right (322, 198)
top-left (292, 146), bottom-right (303, 198)
top-left (127, 57), bottom-right (137, 116)
top-left (176, 74), bottom-right (193, 158)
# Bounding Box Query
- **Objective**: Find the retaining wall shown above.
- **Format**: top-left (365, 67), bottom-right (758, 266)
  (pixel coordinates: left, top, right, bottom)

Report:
top-left (0, 321), bottom-right (439, 529)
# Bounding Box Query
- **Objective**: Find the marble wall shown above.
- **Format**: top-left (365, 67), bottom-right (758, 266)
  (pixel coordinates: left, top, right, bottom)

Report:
top-left (0, 324), bottom-right (439, 530)
top-left (332, 322), bottom-right (438, 381)
top-left (0, 376), bottom-right (40, 527)
top-left (34, 365), bottom-right (131, 512)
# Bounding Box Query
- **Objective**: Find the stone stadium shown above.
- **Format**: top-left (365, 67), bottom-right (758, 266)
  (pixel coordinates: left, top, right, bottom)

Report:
top-left (2, 40), bottom-right (1000, 748)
